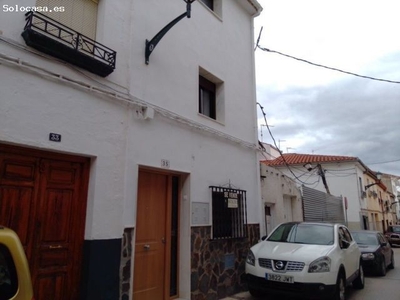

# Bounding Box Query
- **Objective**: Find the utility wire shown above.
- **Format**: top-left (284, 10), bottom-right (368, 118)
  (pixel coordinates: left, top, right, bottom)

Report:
top-left (254, 26), bottom-right (263, 51)
top-left (257, 45), bottom-right (400, 85)
top-left (257, 102), bottom-right (316, 186)
top-left (366, 158), bottom-right (400, 165)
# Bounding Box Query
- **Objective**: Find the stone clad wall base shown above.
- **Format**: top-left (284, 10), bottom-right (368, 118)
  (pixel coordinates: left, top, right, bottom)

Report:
top-left (190, 224), bottom-right (260, 300)
top-left (120, 228), bottom-right (134, 300)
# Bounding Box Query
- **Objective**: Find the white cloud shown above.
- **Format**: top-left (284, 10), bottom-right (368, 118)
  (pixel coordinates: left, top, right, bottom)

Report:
top-left (255, 1), bottom-right (400, 175)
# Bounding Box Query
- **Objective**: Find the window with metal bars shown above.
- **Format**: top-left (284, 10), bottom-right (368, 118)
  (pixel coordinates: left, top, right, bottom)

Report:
top-left (210, 186), bottom-right (247, 239)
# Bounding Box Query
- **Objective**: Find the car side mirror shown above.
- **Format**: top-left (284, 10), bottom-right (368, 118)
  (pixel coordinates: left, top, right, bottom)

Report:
top-left (261, 235), bottom-right (267, 241)
top-left (341, 239), bottom-right (350, 249)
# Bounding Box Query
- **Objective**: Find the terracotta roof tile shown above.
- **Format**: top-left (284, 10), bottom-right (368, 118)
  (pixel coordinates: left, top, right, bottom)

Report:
top-left (262, 153), bottom-right (358, 166)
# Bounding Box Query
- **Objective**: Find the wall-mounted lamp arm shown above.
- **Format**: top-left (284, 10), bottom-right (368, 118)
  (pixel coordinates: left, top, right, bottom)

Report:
top-left (364, 182), bottom-right (379, 191)
top-left (145, 0), bottom-right (195, 64)
top-left (364, 172), bottom-right (382, 191)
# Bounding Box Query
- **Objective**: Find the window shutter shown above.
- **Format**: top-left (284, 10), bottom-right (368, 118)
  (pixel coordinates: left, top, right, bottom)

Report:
top-left (36, 0), bottom-right (98, 39)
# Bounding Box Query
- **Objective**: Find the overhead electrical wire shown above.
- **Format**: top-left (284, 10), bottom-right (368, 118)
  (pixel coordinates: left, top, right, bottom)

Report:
top-left (324, 167), bottom-right (357, 172)
top-left (255, 28), bottom-right (400, 178)
top-left (257, 102), bottom-right (317, 186)
top-left (255, 26), bottom-right (400, 85)
top-left (325, 171), bottom-right (357, 178)
top-left (366, 158), bottom-right (400, 165)
top-left (256, 45), bottom-right (400, 84)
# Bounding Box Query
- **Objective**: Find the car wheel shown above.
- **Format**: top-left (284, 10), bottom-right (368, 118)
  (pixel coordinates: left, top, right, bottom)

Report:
top-left (333, 272), bottom-right (346, 300)
top-left (377, 258), bottom-right (387, 276)
top-left (353, 262), bottom-right (364, 289)
top-left (389, 252), bottom-right (395, 270)
top-left (248, 287), bottom-right (264, 298)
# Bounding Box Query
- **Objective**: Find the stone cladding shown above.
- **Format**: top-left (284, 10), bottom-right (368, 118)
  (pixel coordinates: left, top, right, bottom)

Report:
top-left (190, 224), bottom-right (260, 300)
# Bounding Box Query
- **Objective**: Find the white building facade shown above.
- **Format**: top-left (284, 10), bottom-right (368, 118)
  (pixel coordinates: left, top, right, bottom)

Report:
top-left (264, 154), bottom-right (376, 231)
top-left (381, 173), bottom-right (400, 225)
top-left (259, 164), bottom-right (303, 236)
top-left (0, 1), bottom-right (262, 299)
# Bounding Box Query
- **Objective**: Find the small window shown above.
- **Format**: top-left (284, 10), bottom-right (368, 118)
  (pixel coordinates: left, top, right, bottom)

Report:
top-left (199, 75), bottom-right (216, 119)
top-left (199, 0), bottom-right (222, 16)
top-left (198, 68), bottom-right (224, 122)
top-left (265, 206), bottom-right (271, 216)
top-left (210, 186), bottom-right (247, 239)
top-left (0, 244), bottom-right (18, 300)
top-left (200, 0), bottom-right (214, 10)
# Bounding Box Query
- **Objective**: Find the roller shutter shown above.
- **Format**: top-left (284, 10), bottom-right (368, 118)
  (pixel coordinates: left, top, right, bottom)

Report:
top-left (302, 185), bottom-right (345, 224)
top-left (36, 0), bottom-right (98, 39)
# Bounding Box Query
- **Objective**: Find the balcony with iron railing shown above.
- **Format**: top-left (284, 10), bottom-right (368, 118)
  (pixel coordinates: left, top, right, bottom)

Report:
top-left (21, 11), bottom-right (116, 77)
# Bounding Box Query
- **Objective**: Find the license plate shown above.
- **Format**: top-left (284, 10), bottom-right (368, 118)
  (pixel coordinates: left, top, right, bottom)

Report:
top-left (265, 273), bottom-right (294, 283)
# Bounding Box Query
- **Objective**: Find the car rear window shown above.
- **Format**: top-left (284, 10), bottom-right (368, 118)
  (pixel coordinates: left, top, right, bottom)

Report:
top-left (352, 232), bottom-right (379, 246)
top-left (0, 244), bottom-right (18, 300)
top-left (390, 226), bottom-right (400, 233)
top-left (268, 223), bottom-right (334, 245)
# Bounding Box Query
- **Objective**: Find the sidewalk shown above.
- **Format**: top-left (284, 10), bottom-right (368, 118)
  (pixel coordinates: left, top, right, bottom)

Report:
top-left (219, 291), bottom-right (252, 300)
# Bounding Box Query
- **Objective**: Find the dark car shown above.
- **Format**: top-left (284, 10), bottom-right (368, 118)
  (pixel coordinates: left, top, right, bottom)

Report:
top-left (385, 225), bottom-right (400, 246)
top-left (351, 230), bottom-right (394, 276)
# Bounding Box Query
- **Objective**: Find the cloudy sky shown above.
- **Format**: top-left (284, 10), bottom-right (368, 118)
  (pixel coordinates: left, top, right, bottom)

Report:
top-left (254, 0), bottom-right (400, 176)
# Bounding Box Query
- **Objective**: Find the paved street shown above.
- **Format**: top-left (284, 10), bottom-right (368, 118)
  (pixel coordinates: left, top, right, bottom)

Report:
top-left (222, 247), bottom-right (400, 300)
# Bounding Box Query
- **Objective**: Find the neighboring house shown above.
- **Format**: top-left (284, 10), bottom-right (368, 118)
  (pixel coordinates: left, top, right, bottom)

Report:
top-left (381, 173), bottom-right (400, 224)
top-left (262, 153), bottom-right (385, 231)
top-left (363, 169), bottom-right (387, 231)
top-left (258, 141), bottom-right (280, 161)
top-left (0, 1), bottom-right (263, 300)
top-left (260, 164), bottom-right (303, 236)
top-left (260, 163), bottom-right (345, 237)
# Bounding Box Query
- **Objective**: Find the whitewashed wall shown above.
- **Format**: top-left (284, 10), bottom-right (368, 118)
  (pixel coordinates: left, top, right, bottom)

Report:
top-left (260, 164), bottom-right (302, 236)
top-left (0, 0), bottom-right (262, 241)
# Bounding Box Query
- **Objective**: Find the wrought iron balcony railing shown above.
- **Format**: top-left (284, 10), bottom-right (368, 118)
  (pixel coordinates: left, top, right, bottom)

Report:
top-left (22, 11), bottom-right (116, 77)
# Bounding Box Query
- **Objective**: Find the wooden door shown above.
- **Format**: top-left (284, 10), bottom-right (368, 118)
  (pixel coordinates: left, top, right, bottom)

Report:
top-left (133, 170), bottom-right (168, 300)
top-left (0, 153), bottom-right (38, 258)
top-left (32, 159), bottom-right (86, 299)
top-left (0, 146), bottom-right (89, 300)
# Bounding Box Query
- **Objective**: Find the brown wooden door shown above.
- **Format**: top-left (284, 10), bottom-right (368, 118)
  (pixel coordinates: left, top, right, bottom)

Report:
top-left (32, 159), bottom-right (86, 299)
top-left (0, 153), bottom-right (38, 258)
top-left (0, 146), bottom-right (89, 300)
top-left (133, 170), bottom-right (168, 300)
